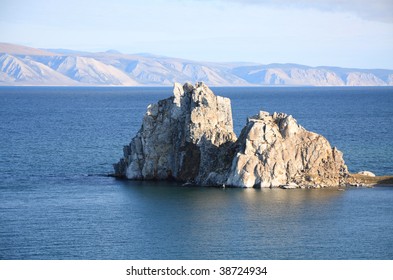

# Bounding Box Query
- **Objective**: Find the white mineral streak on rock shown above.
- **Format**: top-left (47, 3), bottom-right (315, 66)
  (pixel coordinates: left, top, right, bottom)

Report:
top-left (114, 83), bottom-right (348, 188)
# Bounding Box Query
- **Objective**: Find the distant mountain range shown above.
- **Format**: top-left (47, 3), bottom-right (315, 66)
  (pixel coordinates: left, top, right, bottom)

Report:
top-left (1, 42), bottom-right (392, 86)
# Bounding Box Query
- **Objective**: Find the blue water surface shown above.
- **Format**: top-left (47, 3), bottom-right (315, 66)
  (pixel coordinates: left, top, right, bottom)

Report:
top-left (0, 86), bottom-right (392, 259)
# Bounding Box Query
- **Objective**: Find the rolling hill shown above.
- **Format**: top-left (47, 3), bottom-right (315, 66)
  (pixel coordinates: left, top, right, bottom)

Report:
top-left (1, 42), bottom-right (392, 86)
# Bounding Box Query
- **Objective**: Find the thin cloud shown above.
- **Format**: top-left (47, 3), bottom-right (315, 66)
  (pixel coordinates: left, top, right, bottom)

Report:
top-left (220, 0), bottom-right (393, 23)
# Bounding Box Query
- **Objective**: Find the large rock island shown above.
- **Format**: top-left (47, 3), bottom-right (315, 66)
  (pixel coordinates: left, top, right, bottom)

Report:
top-left (114, 82), bottom-right (349, 188)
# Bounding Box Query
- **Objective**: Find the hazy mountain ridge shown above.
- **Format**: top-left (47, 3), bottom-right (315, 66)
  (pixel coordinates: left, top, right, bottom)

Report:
top-left (1, 43), bottom-right (392, 86)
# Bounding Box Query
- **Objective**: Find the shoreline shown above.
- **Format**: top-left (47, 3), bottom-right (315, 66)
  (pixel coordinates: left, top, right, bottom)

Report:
top-left (109, 173), bottom-right (393, 188)
top-left (347, 174), bottom-right (393, 186)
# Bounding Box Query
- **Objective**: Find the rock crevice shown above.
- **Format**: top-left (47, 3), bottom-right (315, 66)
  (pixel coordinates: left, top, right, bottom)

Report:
top-left (114, 82), bottom-right (348, 188)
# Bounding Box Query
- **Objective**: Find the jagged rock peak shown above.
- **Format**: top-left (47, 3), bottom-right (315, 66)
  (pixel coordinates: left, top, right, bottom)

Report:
top-left (114, 83), bottom-right (349, 188)
top-left (114, 82), bottom-right (236, 183)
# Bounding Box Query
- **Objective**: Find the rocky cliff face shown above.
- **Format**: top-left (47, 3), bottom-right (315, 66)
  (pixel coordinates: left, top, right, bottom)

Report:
top-left (114, 82), bottom-right (236, 184)
top-left (226, 112), bottom-right (348, 188)
top-left (114, 83), bottom-right (348, 188)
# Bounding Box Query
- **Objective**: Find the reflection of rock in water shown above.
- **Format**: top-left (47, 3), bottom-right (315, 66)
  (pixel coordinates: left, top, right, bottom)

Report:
top-left (114, 82), bottom-right (348, 188)
top-left (242, 188), bottom-right (343, 210)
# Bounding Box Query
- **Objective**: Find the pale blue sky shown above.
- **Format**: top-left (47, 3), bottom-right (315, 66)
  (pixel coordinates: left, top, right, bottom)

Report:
top-left (1, 0), bottom-right (392, 69)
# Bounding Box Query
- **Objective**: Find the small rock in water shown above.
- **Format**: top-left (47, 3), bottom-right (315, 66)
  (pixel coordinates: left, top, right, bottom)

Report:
top-left (280, 183), bottom-right (299, 189)
top-left (357, 171), bottom-right (376, 177)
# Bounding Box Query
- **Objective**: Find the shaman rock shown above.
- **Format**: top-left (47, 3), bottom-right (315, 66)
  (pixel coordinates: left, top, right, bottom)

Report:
top-left (113, 82), bottom-right (236, 184)
top-left (114, 83), bottom-right (348, 188)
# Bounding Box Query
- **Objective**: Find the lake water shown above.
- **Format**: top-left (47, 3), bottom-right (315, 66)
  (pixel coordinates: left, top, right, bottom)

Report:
top-left (0, 86), bottom-right (392, 259)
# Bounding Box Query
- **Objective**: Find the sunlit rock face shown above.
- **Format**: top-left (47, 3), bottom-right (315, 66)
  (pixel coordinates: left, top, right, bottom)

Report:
top-left (226, 111), bottom-right (348, 188)
top-left (114, 83), bottom-right (348, 188)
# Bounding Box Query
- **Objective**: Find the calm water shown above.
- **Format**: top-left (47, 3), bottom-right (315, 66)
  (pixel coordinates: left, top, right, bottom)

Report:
top-left (0, 86), bottom-right (392, 260)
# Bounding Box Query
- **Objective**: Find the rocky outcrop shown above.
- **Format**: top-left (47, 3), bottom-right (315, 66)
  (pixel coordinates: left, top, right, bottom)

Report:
top-left (114, 82), bottom-right (236, 184)
top-left (114, 82), bottom-right (349, 188)
top-left (226, 111), bottom-right (348, 188)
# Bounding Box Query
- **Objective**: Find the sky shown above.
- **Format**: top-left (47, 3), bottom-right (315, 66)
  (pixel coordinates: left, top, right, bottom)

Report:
top-left (0, 0), bottom-right (392, 69)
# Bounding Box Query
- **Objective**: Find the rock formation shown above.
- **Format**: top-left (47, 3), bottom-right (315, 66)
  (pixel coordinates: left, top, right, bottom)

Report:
top-left (226, 111), bottom-right (348, 187)
top-left (114, 82), bottom-right (348, 188)
top-left (114, 82), bottom-right (236, 184)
